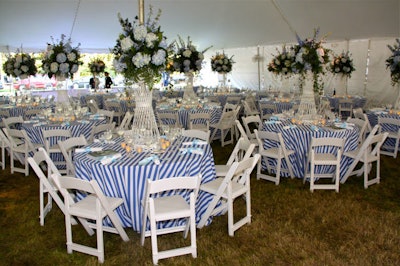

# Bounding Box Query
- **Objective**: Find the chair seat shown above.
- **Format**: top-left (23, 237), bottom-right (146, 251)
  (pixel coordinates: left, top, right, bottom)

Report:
top-left (201, 178), bottom-right (247, 199)
top-left (313, 153), bottom-right (339, 163)
top-left (70, 195), bottom-right (124, 219)
top-left (215, 165), bottom-right (229, 177)
top-left (153, 195), bottom-right (191, 220)
top-left (259, 147), bottom-right (295, 159)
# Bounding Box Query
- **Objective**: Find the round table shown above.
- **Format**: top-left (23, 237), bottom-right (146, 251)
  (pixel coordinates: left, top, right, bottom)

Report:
top-left (262, 119), bottom-right (360, 180)
top-left (73, 136), bottom-right (217, 231)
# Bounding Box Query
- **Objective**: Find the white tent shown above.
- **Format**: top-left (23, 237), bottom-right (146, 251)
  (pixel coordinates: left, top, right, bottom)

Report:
top-left (0, 0), bottom-right (399, 105)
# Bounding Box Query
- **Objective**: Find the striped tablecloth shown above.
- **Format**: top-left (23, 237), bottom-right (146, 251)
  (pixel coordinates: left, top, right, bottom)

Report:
top-left (0, 103), bottom-right (53, 118)
top-left (21, 117), bottom-right (107, 145)
top-left (156, 105), bottom-right (222, 129)
top-left (74, 136), bottom-right (217, 231)
top-left (326, 96), bottom-right (367, 112)
top-left (262, 120), bottom-right (359, 180)
top-left (367, 110), bottom-right (400, 151)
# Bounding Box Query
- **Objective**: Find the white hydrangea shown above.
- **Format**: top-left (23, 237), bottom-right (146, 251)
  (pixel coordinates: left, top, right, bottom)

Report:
top-left (56, 53), bottom-right (67, 63)
top-left (145, 32), bottom-right (158, 48)
top-left (59, 62), bottom-right (70, 73)
top-left (21, 65), bottom-right (29, 72)
top-left (183, 49), bottom-right (192, 58)
top-left (198, 53), bottom-right (204, 60)
top-left (50, 62), bottom-right (59, 73)
top-left (134, 25), bottom-right (147, 41)
top-left (67, 52), bottom-right (76, 61)
top-left (113, 58), bottom-right (127, 72)
top-left (15, 55), bottom-right (22, 64)
top-left (132, 52), bottom-right (151, 68)
top-left (20, 74), bottom-right (28, 80)
top-left (121, 37), bottom-right (134, 52)
top-left (13, 69), bottom-right (21, 76)
top-left (70, 64), bottom-right (79, 73)
top-left (64, 43), bottom-right (72, 53)
top-left (151, 49), bottom-right (166, 66)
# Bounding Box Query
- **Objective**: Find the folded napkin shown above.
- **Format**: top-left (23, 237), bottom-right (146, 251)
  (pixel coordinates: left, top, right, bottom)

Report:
top-left (23, 120), bottom-right (40, 124)
top-left (182, 139), bottom-right (208, 146)
top-left (89, 114), bottom-right (103, 120)
top-left (283, 125), bottom-right (297, 130)
top-left (270, 116), bottom-right (280, 121)
top-left (33, 122), bottom-right (48, 127)
top-left (75, 147), bottom-right (103, 153)
top-left (78, 120), bottom-right (89, 124)
top-left (100, 153), bottom-right (122, 165)
top-left (94, 139), bottom-right (116, 144)
top-left (265, 120), bottom-right (282, 125)
top-left (138, 155), bottom-right (160, 166)
top-left (61, 121), bottom-right (71, 127)
top-left (179, 147), bottom-right (204, 155)
top-left (334, 122), bottom-right (354, 129)
top-left (310, 125), bottom-right (320, 131)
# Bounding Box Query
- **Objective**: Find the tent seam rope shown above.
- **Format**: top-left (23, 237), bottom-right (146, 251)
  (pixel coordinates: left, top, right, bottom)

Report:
top-left (69, 0), bottom-right (81, 39)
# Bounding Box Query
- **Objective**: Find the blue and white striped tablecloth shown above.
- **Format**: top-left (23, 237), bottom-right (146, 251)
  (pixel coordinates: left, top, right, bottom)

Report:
top-left (74, 136), bottom-right (217, 231)
top-left (156, 106), bottom-right (222, 130)
top-left (367, 111), bottom-right (400, 151)
top-left (262, 120), bottom-right (359, 180)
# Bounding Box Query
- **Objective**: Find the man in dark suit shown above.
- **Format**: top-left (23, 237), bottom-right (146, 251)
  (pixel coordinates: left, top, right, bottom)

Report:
top-left (105, 72), bottom-right (113, 88)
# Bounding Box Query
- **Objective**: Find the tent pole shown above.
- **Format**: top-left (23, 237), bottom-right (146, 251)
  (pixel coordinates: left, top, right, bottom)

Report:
top-left (138, 0), bottom-right (144, 25)
top-left (257, 46), bottom-right (261, 90)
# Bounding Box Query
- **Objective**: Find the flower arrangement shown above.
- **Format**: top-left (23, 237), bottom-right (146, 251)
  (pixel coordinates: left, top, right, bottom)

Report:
top-left (211, 52), bottom-right (234, 73)
top-left (168, 35), bottom-right (211, 73)
top-left (267, 45), bottom-right (295, 75)
top-left (41, 34), bottom-right (82, 80)
top-left (112, 6), bottom-right (169, 88)
top-left (291, 28), bottom-right (330, 75)
top-left (2, 51), bottom-right (37, 79)
top-left (88, 58), bottom-right (106, 75)
top-left (330, 51), bottom-right (355, 77)
top-left (386, 38), bottom-right (400, 86)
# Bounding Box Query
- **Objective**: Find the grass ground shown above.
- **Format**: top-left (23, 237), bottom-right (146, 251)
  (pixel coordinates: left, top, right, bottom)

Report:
top-left (0, 141), bottom-right (399, 265)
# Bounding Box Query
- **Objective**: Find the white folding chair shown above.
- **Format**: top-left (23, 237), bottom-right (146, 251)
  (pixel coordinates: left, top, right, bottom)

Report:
top-left (42, 129), bottom-right (72, 174)
top-left (342, 125), bottom-right (388, 188)
top-left (210, 110), bottom-right (236, 147)
top-left (51, 173), bottom-right (129, 263)
top-left (242, 99), bottom-right (260, 117)
top-left (259, 102), bottom-right (277, 120)
top-left (89, 122), bottom-right (116, 143)
top-left (303, 137), bottom-right (344, 192)
top-left (4, 128), bottom-right (43, 176)
top-left (97, 109), bottom-right (115, 125)
top-left (338, 98), bottom-right (353, 119)
top-left (157, 111), bottom-right (181, 128)
top-left (188, 112), bottom-right (210, 132)
top-left (346, 117), bottom-right (368, 145)
top-left (182, 129), bottom-right (210, 143)
top-left (235, 120), bottom-right (258, 152)
top-left (214, 137), bottom-right (255, 177)
top-left (140, 175), bottom-right (201, 265)
top-left (197, 155), bottom-right (260, 236)
top-left (58, 135), bottom-right (88, 176)
top-left (117, 111), bottom-right (133, 130)
top-left (378, 117), bottom-right (400, 158)
top-left (255, 129), bottom-right (295, 185)
top-left (3, 116), bottom-right (24, 130)
top-left (242, 115), bottom-right (262, 143)
top-left (27, 147), bottom-right (78, 226)
top-left (87, 99), bottom-right (99, 113)
top-left (104, 100), bottom-right (124, 126)
top-left (226, 95), bottom-right (242, 105)
top-left (0, 128), bottom-right (11, 170)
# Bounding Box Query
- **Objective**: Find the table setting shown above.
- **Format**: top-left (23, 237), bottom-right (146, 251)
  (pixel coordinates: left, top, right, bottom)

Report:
top-left (73, 128), bottom-right (217, 231)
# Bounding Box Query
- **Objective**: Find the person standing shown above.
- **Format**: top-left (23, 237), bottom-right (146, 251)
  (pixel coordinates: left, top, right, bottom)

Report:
top-left (104, 72), bottom-right (113, 89)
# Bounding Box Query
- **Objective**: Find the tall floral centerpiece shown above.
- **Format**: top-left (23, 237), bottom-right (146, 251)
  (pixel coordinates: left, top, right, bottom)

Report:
top-left (112, 6), bottom-right (169, 138)
top-left (211, 51), bottom-right (234, 91)
top-left (292, 28), bottom-right (330, 117)
top-left (267, 45), bottom-right (296, 93)
top-left (386, 38), bottom-right (400, 108)
top-left (169, 35), bottom-right (211, 100)
top-left (329, 51), bottom-right (355, 95)
top-left (3, 51), bottom-right (37, 80)
top-left (41, 34), bottom-right (82, 82)
top-left (88, 58), bottom-right (106, 89)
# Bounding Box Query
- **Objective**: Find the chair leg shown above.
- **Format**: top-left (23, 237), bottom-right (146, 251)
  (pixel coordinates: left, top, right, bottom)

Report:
top-left (227, 196), bottom-right (234, 237)
top-left (96, 219), bottom-right (104, 263)
top-left (275, 158), bottom-right (281, 185)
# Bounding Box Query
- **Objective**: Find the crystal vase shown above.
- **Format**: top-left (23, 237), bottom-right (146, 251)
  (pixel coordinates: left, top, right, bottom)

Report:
top-left (297, 72), bottom-right (317, 119)
top-left (131, 80), bottom-right (160, 140)
top-left (183, 72), bottom-right (198, 100)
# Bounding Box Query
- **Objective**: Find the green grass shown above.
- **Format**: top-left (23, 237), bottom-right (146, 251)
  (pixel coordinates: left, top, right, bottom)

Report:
top-left (0, 141), bottom-right (400, 265)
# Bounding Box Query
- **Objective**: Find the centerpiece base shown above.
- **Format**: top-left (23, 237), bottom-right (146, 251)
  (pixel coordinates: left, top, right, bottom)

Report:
top-left (297, 73), bottom-right (317, 119)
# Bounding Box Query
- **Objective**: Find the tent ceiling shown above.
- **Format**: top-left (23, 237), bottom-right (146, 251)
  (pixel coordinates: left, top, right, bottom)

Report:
top-left (0, 0), bottom-right (399, 53)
